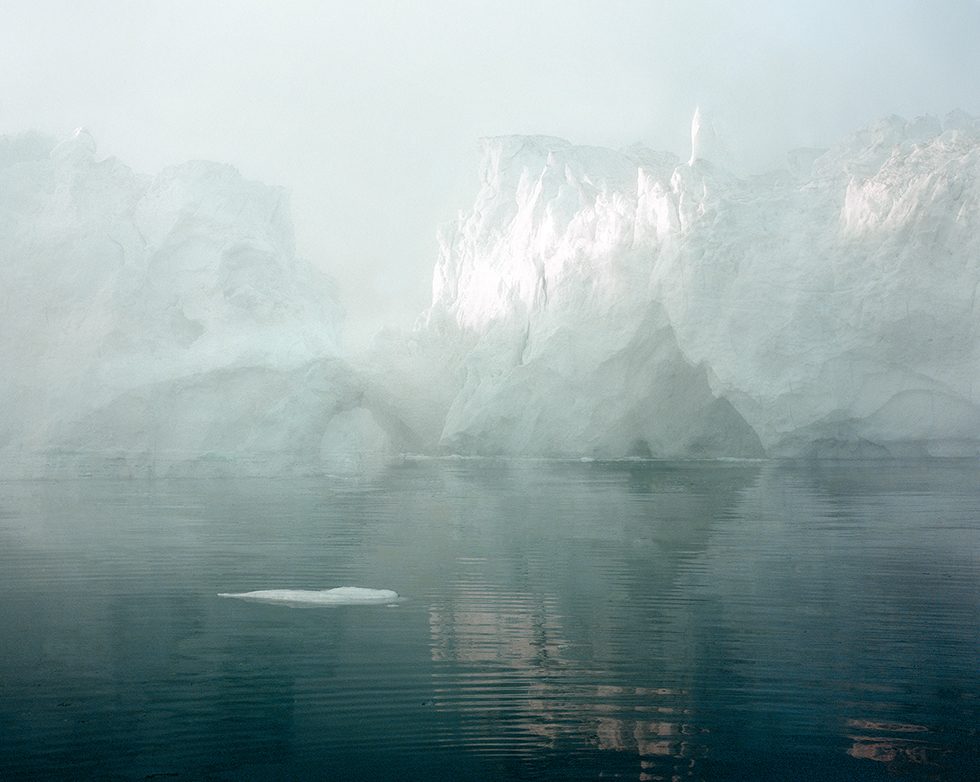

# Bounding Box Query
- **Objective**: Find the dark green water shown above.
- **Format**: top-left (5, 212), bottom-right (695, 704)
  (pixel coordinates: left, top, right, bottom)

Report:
top-left (0, 460), bottom-right (977, 781)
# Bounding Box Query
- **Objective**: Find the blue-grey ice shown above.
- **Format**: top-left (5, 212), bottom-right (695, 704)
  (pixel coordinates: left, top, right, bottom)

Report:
top-left (218, 587), bottom-right (400, 606)
top-left (2, 110), bottom-right (980, 474)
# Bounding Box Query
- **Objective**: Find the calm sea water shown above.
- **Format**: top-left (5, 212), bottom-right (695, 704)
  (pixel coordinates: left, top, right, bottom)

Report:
top-left (0, 460), bottom-right (977, 781)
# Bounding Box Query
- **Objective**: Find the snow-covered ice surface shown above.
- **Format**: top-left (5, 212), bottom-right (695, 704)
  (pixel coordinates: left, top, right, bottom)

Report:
top-left (218, 587), bottom-right (401, 606)
top-left (410, 111), bottom-right (980, 458)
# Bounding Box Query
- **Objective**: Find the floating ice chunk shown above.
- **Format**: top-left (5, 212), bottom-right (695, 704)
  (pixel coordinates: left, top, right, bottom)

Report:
top-left (218, 587), bottom-right (400, 606)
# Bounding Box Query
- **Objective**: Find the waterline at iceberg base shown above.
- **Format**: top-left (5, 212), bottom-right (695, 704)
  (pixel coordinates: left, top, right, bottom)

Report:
top-left (2, 111), bottom-right (980, 475)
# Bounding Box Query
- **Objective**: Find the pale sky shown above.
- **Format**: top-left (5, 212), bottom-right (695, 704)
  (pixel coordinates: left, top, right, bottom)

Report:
top-left (2, 0), bottom-right (979, 349)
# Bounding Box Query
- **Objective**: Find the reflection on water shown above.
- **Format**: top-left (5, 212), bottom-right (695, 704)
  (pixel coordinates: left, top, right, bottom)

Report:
top-left (0, 459), bottom-right (977, 780)
top-left (846, 718), bottom-right (934, 772)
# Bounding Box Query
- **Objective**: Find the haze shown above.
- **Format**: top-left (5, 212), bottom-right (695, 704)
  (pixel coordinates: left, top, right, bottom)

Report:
top-left (3, 0), bottom-right (978, 349)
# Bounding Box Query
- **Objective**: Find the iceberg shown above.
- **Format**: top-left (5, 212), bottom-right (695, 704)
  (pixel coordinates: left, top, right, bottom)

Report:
top-left (0, 129), bottom-right (413, 475)
top-left (3, 111), bottom-right (979, 472)
top-left (218, 587), bottom-right (401, 606)
top-left (405, 111), bottom-right (980, 458)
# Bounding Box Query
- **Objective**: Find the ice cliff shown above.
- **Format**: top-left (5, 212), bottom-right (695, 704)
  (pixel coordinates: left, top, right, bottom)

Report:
top-left (416, 111), bottom-right (980, 457)
top-left (3, 112), bottom-right (978, 473)
top-left (0, 129), bottom-right (401, 475)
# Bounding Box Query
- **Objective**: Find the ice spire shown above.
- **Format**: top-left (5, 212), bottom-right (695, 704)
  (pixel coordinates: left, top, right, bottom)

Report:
top-left (689, 106), bottom-right (723, 165)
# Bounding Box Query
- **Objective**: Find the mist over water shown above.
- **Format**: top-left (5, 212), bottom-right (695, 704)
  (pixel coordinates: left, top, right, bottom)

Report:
top-left (1, 460), bottom-right (977, 780)
top-left (2, 4), bottom-right (980, 779)
top-left (4, 1), bottom-right (980, 341)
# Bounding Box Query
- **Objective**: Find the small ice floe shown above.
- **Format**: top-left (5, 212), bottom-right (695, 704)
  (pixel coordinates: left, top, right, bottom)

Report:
top-left (218, 587), bottom-right (400, 606)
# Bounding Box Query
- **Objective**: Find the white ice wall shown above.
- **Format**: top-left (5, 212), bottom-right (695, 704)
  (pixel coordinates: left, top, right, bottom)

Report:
top-left (4, 113), bottom-right (978, 472)
top-left (0, 129), bottom-right (370, 475)
top-left (421, 112), bottom-right (980, 457)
